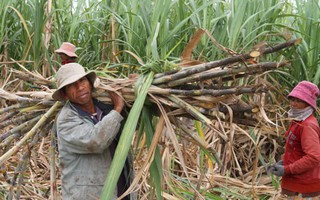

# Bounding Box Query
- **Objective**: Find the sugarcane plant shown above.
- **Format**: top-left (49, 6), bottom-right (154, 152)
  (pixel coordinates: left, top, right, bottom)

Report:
top-left (0, 37), bottom-right (301, 199)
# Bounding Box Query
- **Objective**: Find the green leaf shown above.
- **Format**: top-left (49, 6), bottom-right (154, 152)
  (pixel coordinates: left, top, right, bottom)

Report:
top-left (100, 72), bottom-right (154, 200)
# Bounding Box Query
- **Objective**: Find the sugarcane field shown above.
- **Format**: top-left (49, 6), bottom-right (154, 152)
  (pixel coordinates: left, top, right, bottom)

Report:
top-left (1, 0), bottom-right (320, 200)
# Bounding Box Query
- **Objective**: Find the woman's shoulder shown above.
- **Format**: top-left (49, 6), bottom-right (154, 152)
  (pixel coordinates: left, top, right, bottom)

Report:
top-left (304, 114), bottom-right (319, 124)
top-left (302, 115), bottom-right (320, 132)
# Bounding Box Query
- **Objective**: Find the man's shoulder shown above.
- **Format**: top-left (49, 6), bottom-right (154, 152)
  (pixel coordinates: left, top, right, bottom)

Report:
top-left (56, 102), bottom-right (77, 121)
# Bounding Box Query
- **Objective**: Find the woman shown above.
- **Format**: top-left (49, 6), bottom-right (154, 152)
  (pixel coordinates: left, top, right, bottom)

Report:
top-left (268, 81), bottom-right (320, 199)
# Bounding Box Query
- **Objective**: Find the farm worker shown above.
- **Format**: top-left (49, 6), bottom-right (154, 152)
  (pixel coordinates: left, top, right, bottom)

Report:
top-left (267, 81), bottom-right (320, 199)
top-left (55, 42), bottom-right (78, 65)
top-left (52, 63), bottom-right (133, 200)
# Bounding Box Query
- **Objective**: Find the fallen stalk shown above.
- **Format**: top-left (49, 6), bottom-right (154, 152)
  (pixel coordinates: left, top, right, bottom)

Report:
top-left (0, 101), bottom-right (62, 165)
top-left (161, 61), bottom-right (289, 88)
top-left (0, 111), bottom-right (43, 129)
top-left (148, 85), bottom-right (267, 96)
top-left (0, 116), bottom-right (42, 143)
top-left (152, 39), bottom-right (300, 85)
top-left (168, 94), bottom-right (229, 142)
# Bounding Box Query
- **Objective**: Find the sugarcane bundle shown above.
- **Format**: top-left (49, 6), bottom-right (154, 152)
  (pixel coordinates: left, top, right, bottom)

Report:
top-left (0, 39), bottom-right (299, 199)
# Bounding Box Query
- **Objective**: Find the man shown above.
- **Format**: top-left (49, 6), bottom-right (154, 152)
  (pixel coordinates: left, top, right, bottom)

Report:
top-left (52, 63), bottom-right (131, 200)
top-left (55, 42), bottom-right (78, 65)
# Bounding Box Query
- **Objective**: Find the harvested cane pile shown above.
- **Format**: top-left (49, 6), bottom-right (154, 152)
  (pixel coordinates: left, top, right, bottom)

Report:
top-left (0, 39), bottom-right (300, 199)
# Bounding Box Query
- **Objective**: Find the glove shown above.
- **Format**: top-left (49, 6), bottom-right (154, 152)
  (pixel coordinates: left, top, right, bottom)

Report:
top-left (271, 163), bottom-right (285, 177)
top-left (276, 160), bottom-right (283, 165)
top-left (266, 164), bottom-right (275, 175)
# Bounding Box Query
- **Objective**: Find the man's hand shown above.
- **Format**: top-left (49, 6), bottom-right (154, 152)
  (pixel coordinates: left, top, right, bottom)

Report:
top-left (109, 91), bottom-right (124, 113)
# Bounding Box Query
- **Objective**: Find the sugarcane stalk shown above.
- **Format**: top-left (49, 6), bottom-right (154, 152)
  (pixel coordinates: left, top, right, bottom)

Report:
top-left (170, 116), bottom-right (223, 167)
top-left (9, 129), bottom-right (41, 199)
top-left (1, 164), bottom-right (10, 183)
top-left (19, 104), bottom-right (50, 113)
top-left (0, 101), bottom-right (62, 166)
top-left (163, 61), bottom-right (288, 88)
top-left (211, 73), bottom-right (247, 84)
top-left (0, 88), bottom-right (40, 104)
top-left (168, 95), bottom-right (229, 142)
top-left (14, 72), bottom-right (53, 86)
top-left (38, 121), bottom-right (54, 138)
top-left (11, 65), bottom-right (53, 86)
top-left (263, 38), bottom-right (302, 54)
top-left (7, 147), bottom-right (31, 200)
top-left (0, 117), bottom-right (51, 148)
top-left (0, 116), bottom-right (41, 143)
top-left (0, 104), bottom-right (30, 115)
top-left (149, 85), bottom-right (267, 96)
top-left (15, 149), bottom-right (31, 200)
top-left (195, 106), bottom-right (225, 119)
top-left (17, 124), bottom-right (49, 199)
top-left (149, 97), bottom-right (257, 126)
top-left (0, 111), bottom-right (43, 129)
top-left (49, 127), bottom-right (58, 200)
top-left (152, 39), bottom-right (300, 85)
top-left (120, 84), bottom-right (267, 98)
top-left (100, 72), bottom-right (154, 200)
top-left (0, 133), bottom-right (21, 149)
top-left (8, 120), bottom-right (53, 199)
top-left (153, 68), bottom-right (180, 79)
top-left (0, 111), bottom-right (19, 124)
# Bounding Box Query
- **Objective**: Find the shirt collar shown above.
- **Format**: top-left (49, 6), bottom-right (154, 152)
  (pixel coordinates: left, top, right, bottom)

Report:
top-left (70, 101), bottom-right (103, 124)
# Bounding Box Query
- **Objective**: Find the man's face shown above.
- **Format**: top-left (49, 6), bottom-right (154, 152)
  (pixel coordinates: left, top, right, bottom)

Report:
top-left (63, 76), bottom-right (92, 106)
top-left (59, 53), bottom-right (71, 61)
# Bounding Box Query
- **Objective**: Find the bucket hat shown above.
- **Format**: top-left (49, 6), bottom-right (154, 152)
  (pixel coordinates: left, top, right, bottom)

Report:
top-left (52, 63), bottom-right (96, 101)
top-left (288, 80), bottom-right (319, 110)
top-left (55, 42), bottom-right (78, 58)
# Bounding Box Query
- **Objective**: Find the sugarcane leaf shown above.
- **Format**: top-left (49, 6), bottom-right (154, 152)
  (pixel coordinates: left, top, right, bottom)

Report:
top-left (100, 72), bottom-right (154, 200)
top-left (141, 106), bottom-right (162, 200)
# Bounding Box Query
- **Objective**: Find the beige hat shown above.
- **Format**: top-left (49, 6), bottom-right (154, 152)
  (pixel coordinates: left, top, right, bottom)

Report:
top-left (52, 63), bottom-right (96, 101)
top-left (55, 42), bottom-right (78, 58)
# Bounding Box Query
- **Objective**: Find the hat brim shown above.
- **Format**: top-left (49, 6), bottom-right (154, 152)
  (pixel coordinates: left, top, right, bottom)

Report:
top-left (55, 49), bottom-right (78, 58)
top-left (287, 92), bottom-right (317, 110)
top-left (52, 72), bottom-right (96, 101)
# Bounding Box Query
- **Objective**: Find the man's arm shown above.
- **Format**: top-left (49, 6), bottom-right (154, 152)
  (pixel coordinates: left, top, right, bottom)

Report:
top-left (56, 104), bottom-right (123, 154)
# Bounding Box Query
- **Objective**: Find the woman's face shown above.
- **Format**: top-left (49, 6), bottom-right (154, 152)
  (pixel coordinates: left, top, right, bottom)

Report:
top-left (289, 97), bottom-right (309, 109)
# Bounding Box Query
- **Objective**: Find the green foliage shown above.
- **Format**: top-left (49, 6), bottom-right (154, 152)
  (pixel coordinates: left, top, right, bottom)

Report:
top-left (289, 0), bottom-right (320, 85)
top-left (270, 174), bottom-right (281, 191)
top-left (100, 72), bottom-right (154, 200)
top-left (1, 0), bottom-right (320, 198)
top-left (139, 60), bottom-right (180, 74)
top-left (141, 107), bottom-right (163, 200)
top-left (1, 0), bottom-right (319, 85)
top-left (33, 0), bottom-right (46, 70)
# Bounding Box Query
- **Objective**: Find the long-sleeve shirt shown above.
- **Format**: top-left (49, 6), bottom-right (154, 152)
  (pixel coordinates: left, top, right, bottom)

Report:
top-left (282, 114), bottom-right (320, 194)
top-left (55, 100), bottom-right (123, 200)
